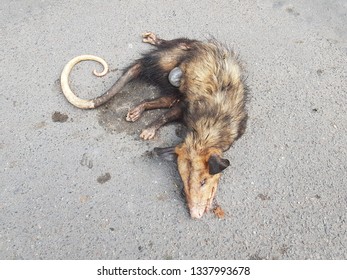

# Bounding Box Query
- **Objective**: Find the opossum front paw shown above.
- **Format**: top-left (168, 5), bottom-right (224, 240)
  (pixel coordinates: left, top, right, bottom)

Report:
top-left (126, 105), bottom-right (145, 122)
top-left (142, 32), bottom-right (159, 45)
top-left (140, 127), bottom-right (156, 140)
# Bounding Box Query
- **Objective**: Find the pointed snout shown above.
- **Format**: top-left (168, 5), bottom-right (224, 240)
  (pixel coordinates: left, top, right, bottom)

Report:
top-left (189, 207), bottom-right (206, 219)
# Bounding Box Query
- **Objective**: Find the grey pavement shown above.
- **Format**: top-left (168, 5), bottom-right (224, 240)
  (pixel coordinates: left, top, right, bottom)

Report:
top-left (0, 0), bottom-right (346, 259)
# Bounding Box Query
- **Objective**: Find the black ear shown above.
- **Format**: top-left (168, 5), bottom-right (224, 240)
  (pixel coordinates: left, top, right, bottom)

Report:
top-left (208, 154), bottom-right (230, 175)
top-left (153, 147), bottom-right (177, 161)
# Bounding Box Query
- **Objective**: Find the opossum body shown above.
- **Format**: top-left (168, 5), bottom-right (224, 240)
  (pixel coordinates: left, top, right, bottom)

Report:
top-left (154, 37), bottom-right (248, 218)
top-left (60, 32), bottom-right (248, 219)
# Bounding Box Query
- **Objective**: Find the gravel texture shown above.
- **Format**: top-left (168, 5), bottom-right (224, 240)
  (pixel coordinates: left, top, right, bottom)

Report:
top-left (0, 0), bottom-right (346, 259)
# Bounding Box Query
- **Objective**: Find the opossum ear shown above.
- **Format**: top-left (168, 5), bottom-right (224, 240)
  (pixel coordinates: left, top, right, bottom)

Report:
top-left (208, 154), bottom-right (230, 175)
top-left (153, 147), bottom-right (177, 161)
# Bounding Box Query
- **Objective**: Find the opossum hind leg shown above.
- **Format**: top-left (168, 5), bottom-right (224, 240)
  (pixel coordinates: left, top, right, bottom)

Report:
top-left (126, 95), bottom-right (179, 122)
top-left (142, 32), bottom-right (163, 46)
top-left (142, 32), bottom-right (193, 50)
top-left (140, 102), bottom-right (183, 140)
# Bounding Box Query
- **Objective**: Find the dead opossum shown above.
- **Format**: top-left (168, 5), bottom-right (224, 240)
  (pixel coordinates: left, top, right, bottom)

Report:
top-left (60, 32), bottom-right (248, 219)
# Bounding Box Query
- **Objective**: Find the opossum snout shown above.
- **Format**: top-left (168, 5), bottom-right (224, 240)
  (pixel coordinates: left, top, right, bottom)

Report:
top-left (190, 207), bottom-right (205, 219)
top-left (188, 186), bottom-right (216, 219)
top-left (168, 67), bottom-right (182, 87)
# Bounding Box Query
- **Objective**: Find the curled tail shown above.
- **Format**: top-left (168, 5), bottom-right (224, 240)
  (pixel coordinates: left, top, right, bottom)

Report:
top-left (60, 55), bottom-right (141, 109)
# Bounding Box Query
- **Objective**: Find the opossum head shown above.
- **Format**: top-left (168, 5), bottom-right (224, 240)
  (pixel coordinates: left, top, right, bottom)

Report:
top-left (175, 144), bottom-right (230, 219)
top-left (154, 145), bottom-right (229, 219)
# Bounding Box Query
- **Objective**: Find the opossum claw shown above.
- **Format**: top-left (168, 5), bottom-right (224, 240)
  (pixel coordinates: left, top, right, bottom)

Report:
top-left (140, 127), bottom-right (157, 140)
top-left (126, 104), bottom-right (145, 122)
top-left (142, 32), bottom-right (161, 45)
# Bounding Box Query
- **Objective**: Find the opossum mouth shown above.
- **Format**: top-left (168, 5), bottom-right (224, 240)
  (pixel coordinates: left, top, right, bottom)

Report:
top-left (206, 186), bottom-right (217, 211)
top-left (190, 190), bottom-right (216, 219)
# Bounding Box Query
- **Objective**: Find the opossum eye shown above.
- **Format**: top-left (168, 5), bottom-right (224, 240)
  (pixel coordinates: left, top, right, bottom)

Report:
top-left (200, 179), bottom-right (206, 187)
top-left (168, 67), bottom-right (182, 87)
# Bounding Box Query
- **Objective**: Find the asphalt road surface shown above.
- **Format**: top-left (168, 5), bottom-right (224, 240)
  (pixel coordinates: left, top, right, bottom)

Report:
top-left (1, 0), bottom-right (346, 259)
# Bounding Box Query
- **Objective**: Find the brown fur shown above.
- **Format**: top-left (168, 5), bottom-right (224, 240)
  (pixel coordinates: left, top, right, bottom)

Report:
top-left (154, 39), bottom-right (248, 218)
top-left (176, 42), bottom-right (247, 218)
